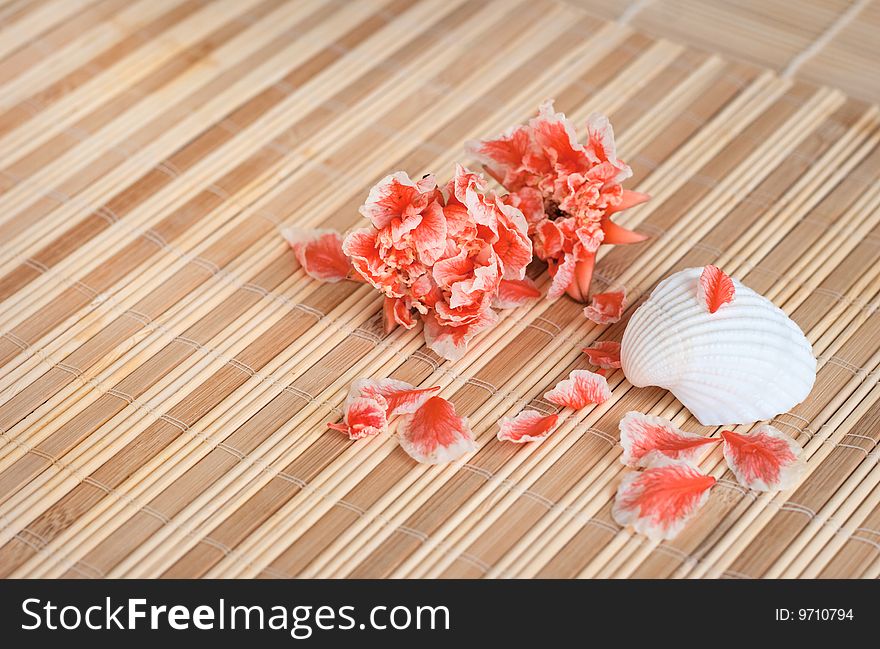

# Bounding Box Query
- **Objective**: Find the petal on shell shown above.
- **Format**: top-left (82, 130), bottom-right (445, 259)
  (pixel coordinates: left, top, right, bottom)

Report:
top-left (398, 396), bottom-right (477, 464)
top-left (281, 227), bottom-right (351, 283)
top-left (582, 340), bottom-right (621, 369)
top-left (618, 411), bottom-right (720, 467)
top-left (544, 369), bottom-right (611, 409)
top-left (497, 411), bottom-right (559, 443)
top-left (349, 378), bottom-right (442, 417)
top-left (721, 425), bottom-right (806, 491)
top-left (493, 277), bottom-right (542, 309)
top-left (583, 289), bottom-right (626, 324)
top-left (611, 460), bottom-right (716, 540)
top-left (332, 396), bottom-right (387, 440)
top-left (698, 264), bottom-right (735, 314)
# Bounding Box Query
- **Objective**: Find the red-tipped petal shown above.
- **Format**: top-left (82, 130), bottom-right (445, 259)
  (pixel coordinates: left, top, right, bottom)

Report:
top-left (582, 340), bottom-right (621, 369)
top-left (493, 277), bottom-right (542, 309)
top-left (398, 396), bottom-right (477, 464)
top-left (618, 411), bottom-right (720, 467)
top-left (282, 227), bottom-right (352, 282)
top-left (612, 459), bottom-right (716, 540)
top-left (698, 264), bottom-right (735, 314)
top-left (497, 411), bottom-right (559, 443)
top-left (544, 369), bottom-right (611, 409)
top-left (721, 425), bottom-right (805, 491)
top-left (600, 216), bottom-right (649, 245)
top-left (338, 396), bottom-right (387, 440)
top-left (349, 378), bottom-right (441, 417)
top-left (583, 289), bottom-right (626, 324)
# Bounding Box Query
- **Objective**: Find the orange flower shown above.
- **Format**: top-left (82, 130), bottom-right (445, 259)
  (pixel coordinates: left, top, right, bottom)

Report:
top-left (337, 167), bottom-right (532, 360)
top-left (468, 100), bottom-right (649, 303)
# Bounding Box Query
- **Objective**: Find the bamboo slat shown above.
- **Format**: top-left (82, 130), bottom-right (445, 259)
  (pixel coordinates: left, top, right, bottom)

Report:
top-left (0, 0), bottom-right (878, 579)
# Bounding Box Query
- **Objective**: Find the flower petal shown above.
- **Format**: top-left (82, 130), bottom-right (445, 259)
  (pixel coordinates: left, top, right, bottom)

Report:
top-left (497, 410), bottom-right (558, 443)
top-left (698, 264), bottom-right (735, 314)
top-left (618, 411), bottom-right (720, 467)
top-left (581, 340), bottom-right (621, 369)
top-left (544, 369), bottom-right (611, 409)
top-left (600, 215), bottom-right (649, 244)
top-left (411, 199), bottom-right (447, 266)
top-left (584, 112), bottom-right (632, 182)
top-left (348, 378), bottom-right (442, 417)
top-left (493, 277), bottom-right (541, 309)
top-left (721, 425), bottom-right (806, 491)
top-left (612, 459), bottom-right (716, 540)
top-left (423, 308), bottom-right (496, 361)
top-left (565, 255), bottom-right (597, 303)
top-left (332, 396), bottom-right (387, 440)
top-left (583, 289), bottom-right (626, 324)
top-left (547, 254), bottom-right (577, 301)
top-left (281, 227), bottom-right (351, 282)
top-left (398, 396), bottom-right (477, 464)
top-left (383, 296), bottom-right (415, 333)
top-left (359, 171), bottom-right (433, 230)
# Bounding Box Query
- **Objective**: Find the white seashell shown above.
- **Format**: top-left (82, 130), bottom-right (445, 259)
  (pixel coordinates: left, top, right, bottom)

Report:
top-left (621, 267), bottom-right (816, 426)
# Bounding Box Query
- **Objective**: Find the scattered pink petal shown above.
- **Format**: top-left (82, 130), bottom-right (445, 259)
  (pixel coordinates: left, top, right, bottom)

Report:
top-left (612, 459), bottom-right (716, 540)
top-left (698, 264), bottom-right (735, 314)
top-left (583, 289), bottom-right (626, 324)
top-left (544, 369), bottom-right (611, 409)
top-left (582, 340), bottom-right (621, 369)
top-left (497, 411), bottom-right (559, 443)
top-left (493, 277), bottom-right (541, 309)
top-left (618, 411), bottom-right (720, 468)
top-left (398, 396), bottom-right (477, 464)
top-left (281, 227), bottom-right (352, 282)
top-left (329, 396), bottom-right (387, 440)
top-left (349, 378), bottom-right (441, 417)
top-left (721, 425), bottom-right (806, 491)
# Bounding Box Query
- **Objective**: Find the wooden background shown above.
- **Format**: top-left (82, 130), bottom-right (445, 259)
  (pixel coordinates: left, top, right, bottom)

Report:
top-left (0, 0), bottom-right (878, 578)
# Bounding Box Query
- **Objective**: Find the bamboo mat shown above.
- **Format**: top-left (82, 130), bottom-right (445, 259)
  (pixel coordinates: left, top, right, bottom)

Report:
top-left (0, 0), bottom-right (878, 579)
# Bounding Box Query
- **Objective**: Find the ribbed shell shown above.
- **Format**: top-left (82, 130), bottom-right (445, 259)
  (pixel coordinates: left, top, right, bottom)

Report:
top-left (621, 267), bottom-right (816, 426)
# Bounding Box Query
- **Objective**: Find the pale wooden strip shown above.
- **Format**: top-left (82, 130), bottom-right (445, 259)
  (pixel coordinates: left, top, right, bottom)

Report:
top-left (0, 0), bottom-right (169, 106)
top-left (0, 0), bottom-right (92, 63)
top-left (0, 0), bottom-right (250, 165)
top-left (0, 0), bottom-right (327, 264)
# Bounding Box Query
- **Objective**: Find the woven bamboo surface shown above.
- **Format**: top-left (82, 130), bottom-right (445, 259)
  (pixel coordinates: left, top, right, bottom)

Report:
top-left (0, 0), bottom-right (878, 579)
